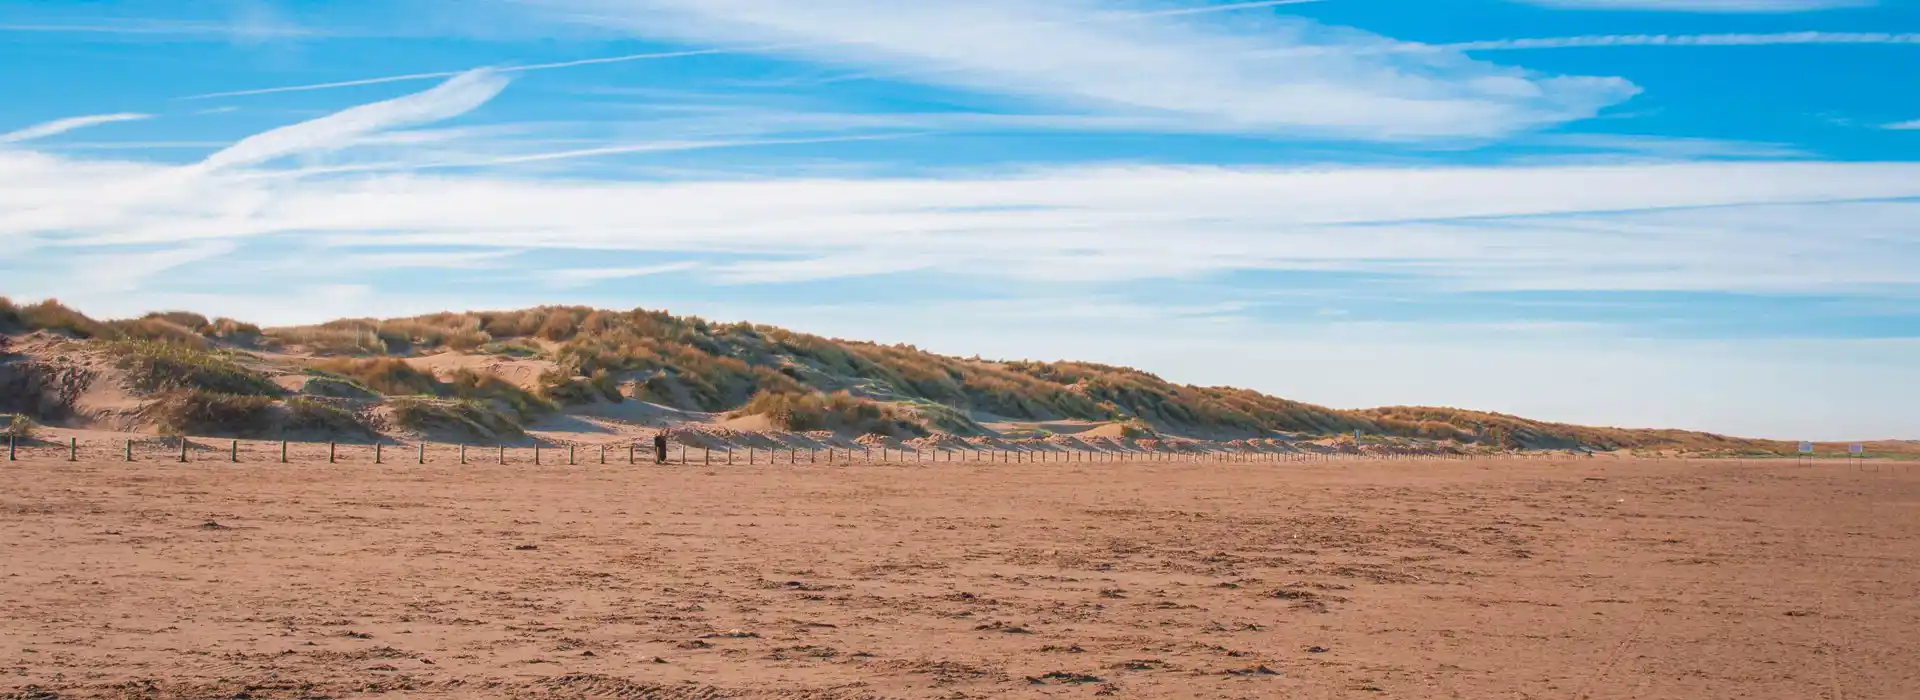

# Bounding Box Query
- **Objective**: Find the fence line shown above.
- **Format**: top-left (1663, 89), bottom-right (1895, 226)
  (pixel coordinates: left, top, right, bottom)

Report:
top-left (0, 434), bottom-right (1616, 466)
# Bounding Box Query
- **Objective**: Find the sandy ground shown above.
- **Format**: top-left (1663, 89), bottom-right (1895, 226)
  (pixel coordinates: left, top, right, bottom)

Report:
top-left (0, 453), bottom-right (1915, 699)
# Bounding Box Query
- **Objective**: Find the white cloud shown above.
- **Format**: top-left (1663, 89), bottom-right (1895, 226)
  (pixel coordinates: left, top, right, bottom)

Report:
top-left (1526, 133), bottom-right (1809, 159)
top-left (0, 113), bottom-right (152, 144)
top-left (5, 78), bottom-right (1918, 440)
top-left (196, 68), bottom-right (509, 171)
top-left (6, 79), bottom-right (1919, 314)
top-left (546, 262), bottom-right (703, 288)
top-left (1430, 31), bottom-right (1920, 52)
top-left (1511, 0), bottom-right (1872, 11)
top-left (64, 241), bottom-right (241, 294)
top-left (0, 19), bottom-right (319, 38)
top-left (180, 46), bottom-right (761, 100)
top-left (529, 0), bottom-right (1639, 140)
top-left (10, 144), bottom-right (1920, 297)
top-left (1886, 119), bottom-right (1920, 130)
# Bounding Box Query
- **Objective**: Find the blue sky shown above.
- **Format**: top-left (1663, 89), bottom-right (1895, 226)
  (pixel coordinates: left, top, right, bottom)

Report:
top-left (3, 0), bottom-right (1918, 439)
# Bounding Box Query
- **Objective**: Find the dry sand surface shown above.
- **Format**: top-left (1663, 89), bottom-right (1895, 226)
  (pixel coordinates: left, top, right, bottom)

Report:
top-left (1, 453), bottom-right (1916, 699)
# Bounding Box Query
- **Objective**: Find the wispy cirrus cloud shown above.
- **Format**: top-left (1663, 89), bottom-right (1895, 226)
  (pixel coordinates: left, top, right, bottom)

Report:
top-left (195, 69), bottom-right (508, 171)
top-left (1527, 133), bottom-right (1809, 159)
top-left (1886, 119), bottom-right (1920, 130)
top-left (0, 113), bottom-right (152, 144)
top-left (179, 46), bottom-right (777, 100)
top-left (1431, 31), bottom-right (1920, 52)
top-left (4, 69), bottom-right (1917, 440)
top-left (0, 0), bottom-right (317, 43)
top-left (544, 262), bottom-right (704, 288)
top-left (1510, 0), bottom-right (1872, 11)
top-left (4, 74), bottom-right (1915, 299)
top-left (527, 0), bottom-right (1638, 140)
top-left (0, 18), bottom-right (317, 39)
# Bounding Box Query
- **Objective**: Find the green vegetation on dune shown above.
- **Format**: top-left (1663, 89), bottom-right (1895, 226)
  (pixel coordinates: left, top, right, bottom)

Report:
top-left (311, 358), bottom-right (554, 420)
top-left (732, 389), bottom-right (926, 437)
top-left (284, 397), bottom-right (371, 436)
top-left (257, 305), bottom-right (1781, 450)
top-left (144, 389), bottom-right (277, 437)
top-left (387, 397), bottom-right (524, 440)
top-left (104, 340), bottom-right (280, 397)
top-left (0, 297), bottom-right (1811, 451)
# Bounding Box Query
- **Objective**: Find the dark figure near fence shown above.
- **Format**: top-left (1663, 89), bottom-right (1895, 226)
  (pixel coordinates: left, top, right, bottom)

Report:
top-left (654, 433), bottom-right (669, 465)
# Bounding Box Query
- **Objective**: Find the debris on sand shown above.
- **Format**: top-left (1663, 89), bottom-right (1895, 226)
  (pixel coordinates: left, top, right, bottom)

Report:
top-left (196, 520), bottom-right (230, 530)
top-left (1027, 671), bottom-right (1104, 685)
top-left (974, 621), bottom-right (1033, 634)
top-left (1226, 665), bottom-right (1280, 676)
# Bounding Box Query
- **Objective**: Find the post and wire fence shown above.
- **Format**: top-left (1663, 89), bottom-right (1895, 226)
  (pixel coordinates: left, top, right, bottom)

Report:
top-left (0, 433), bottom-right (1682, 467)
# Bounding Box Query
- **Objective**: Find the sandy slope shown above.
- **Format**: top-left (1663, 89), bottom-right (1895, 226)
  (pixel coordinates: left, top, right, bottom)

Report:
top-left (0, 454), bottom-right (1914, 699)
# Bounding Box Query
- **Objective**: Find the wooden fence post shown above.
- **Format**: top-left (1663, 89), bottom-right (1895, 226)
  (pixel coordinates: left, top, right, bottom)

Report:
top-left (375, 443), bottom-right (383, 465)
top-left (280, 441), bottom-right (287, 464)
top-left (229, 440), bottom-right (236, 463)
top-left (70, 437), bottom-right (78, 462)
top-left (419, 443), bottom-right (426, 465)
top-left (126, 439), bottom-right (133, 462)
top-left (328, 442), bottom-right (336, 464)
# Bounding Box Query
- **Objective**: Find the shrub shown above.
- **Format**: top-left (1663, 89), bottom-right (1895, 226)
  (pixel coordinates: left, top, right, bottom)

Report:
top-left (0, 297), bottom-right (20, 331)
top-left (1002, 427), bottom-right (1054, 439)
top-left (1, 414), bottom-right (38, 441)
top-left (478, 340), bottom-right (541, 357)
top-left (211, 317), bottom-right (263, 338)
top-left (284, 397), bottom-right (370, 436)
top-left (388, 397), bottom-right (524, 439)
top-left (445, 368), bottom-right (554, 420)
top-left (105, 340), bottom-right (279, 397)
top-left (15, 299), bottom-right (108, 338)
top-left (146, 390), bottom-right (275, 436)
top-left (312, 358), bottom-right (441, 396)
top-left (733, 390), bottom-right (925, 437)
top-left (264, 326), bottom-right (387, 355)
top-left (106, 317), bottom-right (210, 349)
top-left (297, 370), bottom-right (381, 400)
top-left (538, 368), bottom-right (624, 405)
top-left (141, 311), bottom-right (211, 331)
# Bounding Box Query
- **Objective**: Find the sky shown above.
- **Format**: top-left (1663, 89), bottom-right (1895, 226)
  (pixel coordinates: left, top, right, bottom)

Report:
top-left (2, 0), bottom-right (1918, 440)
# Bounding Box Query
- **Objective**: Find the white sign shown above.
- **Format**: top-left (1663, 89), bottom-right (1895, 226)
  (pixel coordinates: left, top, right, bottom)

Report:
top-left (1798, 441), bottom-right (1814, 454)
top-left (1849, 443), bottom-right (1864, 455)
